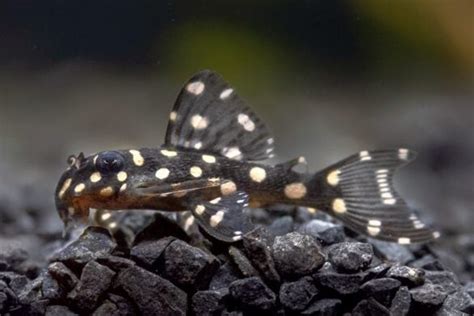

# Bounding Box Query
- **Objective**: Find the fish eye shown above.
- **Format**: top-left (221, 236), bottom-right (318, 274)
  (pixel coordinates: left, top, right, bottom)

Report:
top-left (96, 151), bottom-right (124, 174)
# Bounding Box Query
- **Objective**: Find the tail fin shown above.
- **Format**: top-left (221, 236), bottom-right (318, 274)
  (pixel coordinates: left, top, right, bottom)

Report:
top-left (305, 149), bottom-right (440, 244)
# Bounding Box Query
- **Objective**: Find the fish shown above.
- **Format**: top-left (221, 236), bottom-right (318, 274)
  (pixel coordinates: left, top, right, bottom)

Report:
top-left (55, 70), bottom-right (440, 244)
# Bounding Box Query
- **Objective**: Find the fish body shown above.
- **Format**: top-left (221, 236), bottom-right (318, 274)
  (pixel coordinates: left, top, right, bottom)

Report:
top-left (55, 70), bottom-right (440, 244)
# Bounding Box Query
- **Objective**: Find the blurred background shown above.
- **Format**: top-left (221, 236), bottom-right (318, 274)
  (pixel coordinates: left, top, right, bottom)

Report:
top-left (0, 1), bottom-right (472, 245)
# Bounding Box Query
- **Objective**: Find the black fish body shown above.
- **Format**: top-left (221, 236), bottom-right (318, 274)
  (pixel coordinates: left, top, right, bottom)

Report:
top-left (55, 70), bottom-right (440, 244)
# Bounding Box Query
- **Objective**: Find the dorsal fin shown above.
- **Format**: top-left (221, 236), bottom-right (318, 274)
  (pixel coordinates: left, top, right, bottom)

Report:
top-left (164, 70), bottom-right (275, 161)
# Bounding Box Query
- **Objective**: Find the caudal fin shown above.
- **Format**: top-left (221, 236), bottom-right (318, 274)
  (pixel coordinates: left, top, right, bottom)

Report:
top-left (305, 149), bottom-right (440, 244)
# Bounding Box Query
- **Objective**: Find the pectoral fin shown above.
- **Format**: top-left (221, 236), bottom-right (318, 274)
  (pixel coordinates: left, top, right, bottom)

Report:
top-left (134, 178), bottom-right (223, 197)
top-left (187, 191), bottom-right (255, 242)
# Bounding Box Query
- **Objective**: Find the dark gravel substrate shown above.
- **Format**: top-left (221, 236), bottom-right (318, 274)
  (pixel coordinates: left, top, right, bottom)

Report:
top-left (0, 206), bottom-right (473, 315)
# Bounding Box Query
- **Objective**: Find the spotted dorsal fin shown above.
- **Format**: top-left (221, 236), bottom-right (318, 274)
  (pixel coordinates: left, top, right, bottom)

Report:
top-left (164, 70), bottom-right (274, 161)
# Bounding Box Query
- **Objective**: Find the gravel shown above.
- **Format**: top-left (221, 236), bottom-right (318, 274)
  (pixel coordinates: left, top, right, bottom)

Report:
top-left (386, 265), bottom-right (425, 287)
top-left (129, 236), bottom-right (175, 268)
top-left (360, 277), bottom-right (401, 307)
top-left (327, 241), bottom-right (373, 272)
top-left (114, 265), bottom-right (187, 315)
top-left (410, 283), bottom-right (447, 309)
top-left (0, 201), bottom-right (471, 315)
top-left (229, 277), bottom-right (276, 311)
top-left (67, 260), bottom-right (115, 311)
top-left (191, 289), bottom-right (227, 316)
top-left (424, 270), bottom-right (462, 294)
top-left (241, 228), bottom-right (280, 286)
top-left (49, 227), bottom-right (117, 269)
top-left (352, 298), bottom-right (391, 315)
top-left (314, 271), bottom-right (367, 295)
top-left (279, 276), bottom-right (319, 311)
top-left (162, 239), bottom-right (219, 292)
top-left (301, 298), bottom-right (342, 315)
top-left (390, 286), bottom-right (411, 316)
top-left (298, 219), bottom-right (346, 245)
top-left (272, 232), bottom-right (325, 279)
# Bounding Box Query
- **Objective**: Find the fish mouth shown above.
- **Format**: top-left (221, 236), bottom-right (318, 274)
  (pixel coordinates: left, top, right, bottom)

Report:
top-left (59, 208), bottom-right (92, 239)
top-left (56, 195), bottom-right (92, 235)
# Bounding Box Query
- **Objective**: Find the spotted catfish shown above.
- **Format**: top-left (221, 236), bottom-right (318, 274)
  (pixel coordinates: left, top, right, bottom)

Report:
top-left (55, 70), bottom-right (440, 244)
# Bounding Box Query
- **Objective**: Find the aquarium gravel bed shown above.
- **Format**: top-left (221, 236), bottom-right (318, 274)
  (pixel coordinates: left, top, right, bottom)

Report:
top-left (0, 206), bottom-right (473, 315)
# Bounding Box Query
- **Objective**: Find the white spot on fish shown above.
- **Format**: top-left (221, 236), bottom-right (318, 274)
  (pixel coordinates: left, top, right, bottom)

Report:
top-left (210, 210), bottom-right (225, 227)
top-left (249, 167), bottom-right (266, 183)
top-left (359, 150), bottom-right (371, 161)
top-left (74, 183), bottom-right (86, 194)
top-left (101, 212), bottom-right (112, 221)
top-left (190, 166), bottom-right (203, 178)
top-left (332, 198), bottom-right (347, 214)
top-left (90, 172), bottom-right (102, 183)
top-left (381, 192), bottom-right (393, 199)
top-left (383, 198), bottom-right (397, 205)
top-left (413, 220), bottom-right (425, 229)
top-left (307, 207), bottom-right (317, 214)
top-left (220, 181), bottom-right (237, 196)
top-left (202, 155), bottom-right (216, 163)
top-left (186, 81), bottom-right (205, 95)
top-left (219, 88), bottom-right (233, 99)
top-left (398, 237), bottom-right (411, 245)
top-left (368, 219), bottom-right (382, 227)
top-left (117, 171), bottom-right (127, 182)
top-left (160, 149), bottom-right (178, 157)
top-left (398, 148), bottom-right (409, 160)
top-left (100, 186), bottom-right (114, 197)
top-left (169, 111), bottom-right (177, 122)
top-left (210, 197), bottom-right (221, 204)
top-left (367, 226), bottom-right (381, 236)
top-left (284, 183), bottom-right (307, 199)
top-left (298, 156), bottom-right (307, 164)
top-left (222, 147), bottom-right (242, 160)
top-left (195, 205), bottom-right (205, 215)
top-left (183, 215), bottom-right (195, 231)
top-left (129, 150), bottom-right (144, 166)
top-left (190, 114), bottom-right (208, 130)
top-left (326, 170), bottom-right (340, 186)
top-left (155, 168), bottom-right (170, 180)
top-left (58, 178), bottom-right (72, 199)
top-left (237, 113), bottom-right (255, 132)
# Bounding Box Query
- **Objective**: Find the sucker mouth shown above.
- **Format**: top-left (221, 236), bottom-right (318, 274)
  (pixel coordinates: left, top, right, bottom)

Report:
top-left (57, 204), bottom-right (93, 238)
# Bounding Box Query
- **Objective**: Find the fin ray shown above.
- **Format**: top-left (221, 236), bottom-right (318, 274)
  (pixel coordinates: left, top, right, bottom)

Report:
top-left (135, 178), bottom-right (223, 197)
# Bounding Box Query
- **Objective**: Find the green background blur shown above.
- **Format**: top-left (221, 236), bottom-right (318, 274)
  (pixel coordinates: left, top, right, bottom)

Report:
top-left (0, 1), bottom-right (472, 234)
